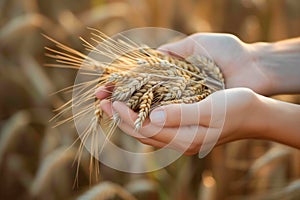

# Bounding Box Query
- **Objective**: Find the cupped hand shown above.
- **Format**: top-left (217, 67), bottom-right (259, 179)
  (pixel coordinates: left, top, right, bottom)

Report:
top-left (98, 87), bottom-right (264, 155)
top-left (159, 33), bottom-right (273, 95)
top-left (94, 33), bottom-right (273, 155)
top-left (95, 34), bottom-right (300, 151)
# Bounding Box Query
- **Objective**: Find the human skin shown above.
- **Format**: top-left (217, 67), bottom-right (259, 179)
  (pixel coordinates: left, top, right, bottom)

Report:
top-left (96, 34), bottom-right (300, 155)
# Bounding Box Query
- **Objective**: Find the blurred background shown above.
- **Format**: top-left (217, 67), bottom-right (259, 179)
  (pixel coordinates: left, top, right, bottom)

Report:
top-left (0, 0), bottom-right (299, 199)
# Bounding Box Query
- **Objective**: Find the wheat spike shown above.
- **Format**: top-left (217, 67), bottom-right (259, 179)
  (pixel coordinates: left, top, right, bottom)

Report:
top-left (113, 74), bottom-right (150, 101)
top-left (159, 89), bottom-right (211, 105)
top-left (134, 87), bottom-right (155, 129)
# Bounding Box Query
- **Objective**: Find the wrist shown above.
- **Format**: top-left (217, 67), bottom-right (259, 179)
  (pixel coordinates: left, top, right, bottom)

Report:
top-left (260, 97), bottom-right (300, 148)
top-left (248, 42), bottom-right (276, 96)
top-left (249, 94), bottom-right (300, 148)
top-left (241, 91), bottom-right (269, 139)
top-left (250, 94), bottom-right (274, 139)
top-left (250, 38), bottom-right (300, 95)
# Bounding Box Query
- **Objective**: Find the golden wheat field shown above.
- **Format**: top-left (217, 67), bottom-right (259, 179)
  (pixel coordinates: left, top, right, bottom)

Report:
top-left (0, 0), bottom-right (300, 200)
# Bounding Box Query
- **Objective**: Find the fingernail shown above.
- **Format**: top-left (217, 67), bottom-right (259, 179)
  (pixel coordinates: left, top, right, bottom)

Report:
top-left (150, 110), bottom-right (165, 125)
top-left (100, 99), bottom-right (109, 106)
top-left (95, 87), bottom-right (105, 99)
top-left (112, 101), bottom-right (125, 113)
top-left (112, 101), bottom-right (122, 108)
top-left (95, 87), bottom-right (101, 94)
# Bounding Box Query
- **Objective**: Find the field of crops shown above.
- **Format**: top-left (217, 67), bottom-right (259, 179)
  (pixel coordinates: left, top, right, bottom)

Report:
top-left (0, 0), bottom-right (299, 199)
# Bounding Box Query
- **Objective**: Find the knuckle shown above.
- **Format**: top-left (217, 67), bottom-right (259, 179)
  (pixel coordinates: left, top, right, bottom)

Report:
top-left (189, 33), bottom-right (207, 41)
top-left (167, 104), bottom-right (182, 116)
top-left (184, 150), bottom-right (197, 156)
top-left (138, 138), bottom-right (150, 145)
top-left (188, 144), bottom-right (200, 155)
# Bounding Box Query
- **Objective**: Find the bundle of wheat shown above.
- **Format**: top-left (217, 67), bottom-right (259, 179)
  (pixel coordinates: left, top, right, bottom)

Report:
top-left (47, 29), bottom-right (224, 130)
top-left (45, 29), bottom-right (225, 178)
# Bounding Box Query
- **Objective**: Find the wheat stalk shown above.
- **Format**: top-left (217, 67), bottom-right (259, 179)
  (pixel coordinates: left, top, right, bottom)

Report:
top-left (77, 181), bottom-right (137, 200)
top-left (30, 146), bottom-right (76, 196)
top-left (134, 84), bottom-right (157, 129)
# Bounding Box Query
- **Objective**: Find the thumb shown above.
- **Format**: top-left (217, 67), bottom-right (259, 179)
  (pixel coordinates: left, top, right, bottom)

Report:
top-left (157, 35), bottom-right (210, 59)
top-left (149, 101), bottom-right (211, 127)
top-left (157, 36), bottom-right (195, 58)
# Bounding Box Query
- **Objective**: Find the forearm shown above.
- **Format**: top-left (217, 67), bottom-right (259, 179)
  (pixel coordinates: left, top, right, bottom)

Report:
top-left (256, 94), bottom-right (300, 148)
top-left (252, 38), bottom-right (300, 95)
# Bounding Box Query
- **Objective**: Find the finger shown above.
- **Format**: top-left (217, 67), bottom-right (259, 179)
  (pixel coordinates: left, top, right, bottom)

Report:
top-left (95, 83), bottom-right (114, 100)
top-left (104, 100), bottom-right (208, 148)
top-left (117, 117), bottom-right (207, 148)
top-left (112, 100), bottom-right (208, 142)
top-left (111, 101), bottom-right (152, 138)
top-left (112, 101), bottom-right (138, 125)
top-left (158, 34), bottom-right (212, 59)
top-left (149, 101), bottom-right (212, 127)
top-left (157, 37), bottom-right (195, 58)
top-left (112, 101), bottom-right (169, 137)
top-left (140, 124), bottom-right (207, 152)
top-left (115, 107), bottom-right (213, 154)
top-left (115, 121), bottom-right (168, 148)
top-left (138, 138), bottom-right (167, 149)
top-left (101, 101), bottom-right (213, 153)
top-left (116, 119), bottom-right (200, 152)
top-left (153, 125), bottom-right (206, 147)
top-left (100, 99), bottom-right (113, 117)
top-left (100, 101), bottom-right (169, 149)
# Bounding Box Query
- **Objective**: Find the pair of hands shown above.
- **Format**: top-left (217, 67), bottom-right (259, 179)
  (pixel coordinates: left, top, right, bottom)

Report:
top-left (96, 33), bottom-right (272, 155)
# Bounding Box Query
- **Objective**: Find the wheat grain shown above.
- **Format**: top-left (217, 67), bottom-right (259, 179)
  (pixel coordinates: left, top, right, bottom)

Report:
top-left (126, 80), bottom-right (159, 111)
top-left (182, 80), bottom-right (205, 97)
top-left (113, 74), bottom-right (150, 101)
top-left (134, 87), bottom-right (155, 129)
top-left (159, 89), bottom-right (211, 105)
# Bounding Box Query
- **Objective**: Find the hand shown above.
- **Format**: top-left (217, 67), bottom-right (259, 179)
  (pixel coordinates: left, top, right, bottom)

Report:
top-left (158, 33), bottom-right (273, 95)
top-left (99, 88), bottom-right (265, 155)
top-left (95, 35), bottom-right (300, 154)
